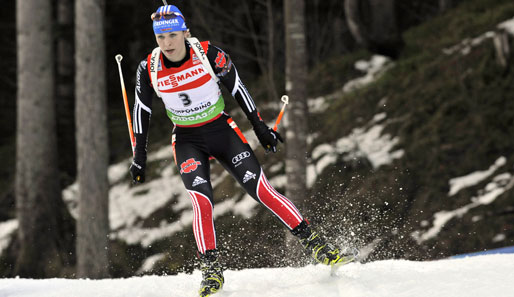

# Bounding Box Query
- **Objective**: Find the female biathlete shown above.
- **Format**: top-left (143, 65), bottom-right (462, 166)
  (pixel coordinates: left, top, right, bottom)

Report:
top-left (130, 4), bottom-right (354, 297)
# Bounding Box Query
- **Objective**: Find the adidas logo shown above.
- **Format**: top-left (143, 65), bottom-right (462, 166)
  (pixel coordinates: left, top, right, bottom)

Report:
top-left (242, 171), bottom-right (256, 184)
top-left (192, 176), bottom-right (207, 187)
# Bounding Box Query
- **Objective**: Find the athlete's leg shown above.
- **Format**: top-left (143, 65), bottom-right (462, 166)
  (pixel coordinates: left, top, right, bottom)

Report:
top-left (207, 117), bottom-right (304, 230)
top-left (204, 118), bottom-right (356, 267)
top-left (173, 134), bottom-right (217, 254)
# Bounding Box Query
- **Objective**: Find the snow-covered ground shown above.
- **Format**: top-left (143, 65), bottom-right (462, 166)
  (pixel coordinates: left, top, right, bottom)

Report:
top-left (1, 254), bottom-right (513, 297)
top-left (307, 110), bottom-right (404, 188)
top-left (443, 16), bottom-right (514, 56)
top-left (412, 156), bottom-right (513, 244)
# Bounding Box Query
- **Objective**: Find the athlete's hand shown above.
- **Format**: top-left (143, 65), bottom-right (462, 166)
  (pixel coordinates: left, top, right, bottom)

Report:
top-left (253, 122), bottom-right (283, 153)
top-left (129, 160), bottom-right (146, 184)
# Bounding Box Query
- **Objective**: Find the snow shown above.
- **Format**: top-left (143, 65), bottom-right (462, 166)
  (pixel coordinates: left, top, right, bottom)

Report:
top-left (337, 125), bottom-right (404, 169)
top-left (308, 96), bottom-right (329, 113)
top-left (443, 31), bottom-right (496, 55)
top-left (1, 254), bottom-right (513, 297)
top-left (443, 16), bottom-right (514, 56)
top-left (137, 253), bottom-right (166, 275)
top-left (412, 171), bottom-right (514, 243)
top-left (498, 17), bottom-right (514, 35)
top-left (231, 194), bottom-right (258, 219)
top-left (307, 113), bottom-right (403, 188)
top-left (343, 55), bottom-right (393, 93)
top-left (448, 156), bottom-right (506, 196)
top-left (0, 219), bottom-right (18, 255)
top-left (492, 234), bottom-right (506, 243)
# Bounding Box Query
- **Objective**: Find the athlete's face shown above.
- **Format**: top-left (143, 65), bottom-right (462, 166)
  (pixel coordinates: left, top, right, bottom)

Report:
top-left (155, 31), bottom-right (186, 62)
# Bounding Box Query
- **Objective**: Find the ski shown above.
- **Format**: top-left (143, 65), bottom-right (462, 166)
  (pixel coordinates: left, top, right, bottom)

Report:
top-left (330, 248), bottom-right (360, 276)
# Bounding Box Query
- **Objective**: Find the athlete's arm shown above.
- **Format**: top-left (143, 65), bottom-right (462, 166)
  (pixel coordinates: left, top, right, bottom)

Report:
top-left (206, 44), bottom-right (262, 124)
top-left (206, 44), bottom-right (283, 152)
top-left (133, 59), bottom-right (154, 166)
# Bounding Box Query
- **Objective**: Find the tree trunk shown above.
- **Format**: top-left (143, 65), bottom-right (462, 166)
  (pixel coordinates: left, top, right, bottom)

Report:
top-left (439, 0), bottom-right (453, 13)
top-left (344, 0), bottom-right (367, 46)
top-left (56, 0), bottom-right (76, 182)
top-left (75, 0), bottom-right (110, 279)
top-left (266, 0), bottom-right (279, 101)
top-left (345, 0), bottom-right (403, 58)
top-left (15, 0), bottom-right (63, 277)
top-left (284, 0), bottom-right (308, 205)
top-left (369, 0), bottom-right (402, 57)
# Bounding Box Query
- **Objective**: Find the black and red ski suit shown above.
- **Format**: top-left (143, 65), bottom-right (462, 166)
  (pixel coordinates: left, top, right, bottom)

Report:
top-left (133, 40), bottom-right (304, 254)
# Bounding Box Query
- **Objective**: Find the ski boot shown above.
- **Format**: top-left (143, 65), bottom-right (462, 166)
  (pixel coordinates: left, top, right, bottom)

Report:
top-left (198, 249), bottom-right (224, 297)
top-left (291, 220), bottom-right (356, 266)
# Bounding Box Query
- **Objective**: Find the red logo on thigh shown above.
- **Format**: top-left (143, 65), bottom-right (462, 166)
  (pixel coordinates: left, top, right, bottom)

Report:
top-left (180, 158), bottom-right (202, 174)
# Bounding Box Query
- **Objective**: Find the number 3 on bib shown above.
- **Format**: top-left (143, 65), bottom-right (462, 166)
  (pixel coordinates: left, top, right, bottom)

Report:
top-left (179, 93), bottom-right (191, 106)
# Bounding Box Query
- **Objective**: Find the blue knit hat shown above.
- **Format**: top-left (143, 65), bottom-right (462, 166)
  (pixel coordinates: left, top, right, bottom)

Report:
top-left (152, 5), bottom-right (187, 34)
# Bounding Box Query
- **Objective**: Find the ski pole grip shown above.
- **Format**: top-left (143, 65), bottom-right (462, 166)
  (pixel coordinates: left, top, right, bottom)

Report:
top-left (273, 95), bottom-right (289, 131)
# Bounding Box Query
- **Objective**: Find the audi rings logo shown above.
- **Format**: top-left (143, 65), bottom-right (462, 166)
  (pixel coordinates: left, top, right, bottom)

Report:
top-left (232, 151), bottom-right (250, 165)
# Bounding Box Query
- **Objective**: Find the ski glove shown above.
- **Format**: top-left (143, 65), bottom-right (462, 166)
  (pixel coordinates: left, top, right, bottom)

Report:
top-left (130, 160), bottom-right (146, 184)
top-left (253, 121), bottom-right (283, 153)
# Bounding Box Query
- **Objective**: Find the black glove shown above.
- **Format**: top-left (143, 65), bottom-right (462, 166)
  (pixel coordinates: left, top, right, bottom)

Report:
top-left (253, 121), bottom-right (284, 153)
top-left (129, 159), bottom-right (146, 184)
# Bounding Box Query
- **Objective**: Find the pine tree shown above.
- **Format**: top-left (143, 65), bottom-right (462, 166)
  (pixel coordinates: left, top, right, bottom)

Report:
top-left (75, 0), bottom-right (110, 279)
top-left (284, 0), bottom-right (309, 205)
top-left (15, 0), bottom-right (64, 277)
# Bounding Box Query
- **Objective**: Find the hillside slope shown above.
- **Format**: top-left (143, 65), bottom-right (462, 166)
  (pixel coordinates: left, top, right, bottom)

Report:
top-left (315, 1), bottom-right (514, 260)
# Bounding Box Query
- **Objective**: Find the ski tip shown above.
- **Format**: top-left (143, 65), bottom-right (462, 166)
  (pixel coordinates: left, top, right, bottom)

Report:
top-left (350, 247), bottom-right (361, 262)
top-left (330, 247), bottom-right (360, 276)
top-left (330, 256), bottom-right (355, 276)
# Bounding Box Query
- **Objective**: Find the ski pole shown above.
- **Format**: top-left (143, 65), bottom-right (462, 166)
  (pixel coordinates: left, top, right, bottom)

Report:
top-left (115, 54), bottom-right (136, 156)
top-left (161, 0), bottom-right (168, 5)
top-left (273, 95), bottom-right (289, 131)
